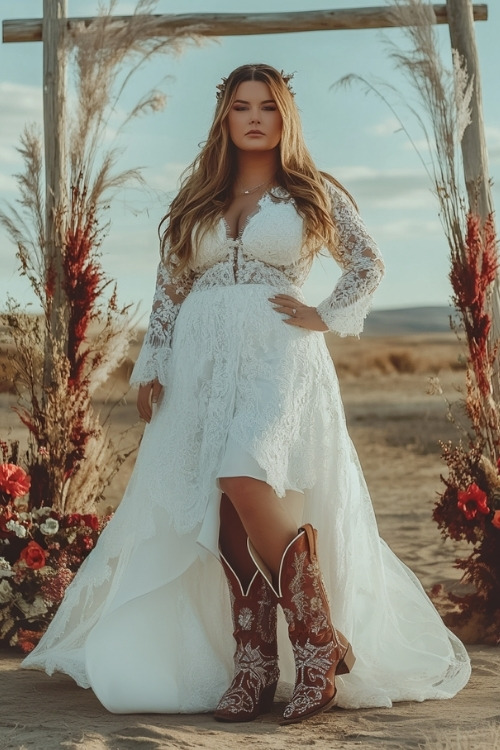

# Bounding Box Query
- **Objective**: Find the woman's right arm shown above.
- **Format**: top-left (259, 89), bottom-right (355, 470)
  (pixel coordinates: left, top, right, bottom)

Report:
top-left (131, 260), bottom-right (193, 421)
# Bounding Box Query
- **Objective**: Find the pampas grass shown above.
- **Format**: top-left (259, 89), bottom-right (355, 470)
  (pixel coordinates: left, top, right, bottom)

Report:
top-left (0, 1), bottom-right (198, 513)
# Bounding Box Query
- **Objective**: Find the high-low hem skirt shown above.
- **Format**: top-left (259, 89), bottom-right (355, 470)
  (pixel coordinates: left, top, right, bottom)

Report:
top-left (21, 283), bottom-right (470, 712)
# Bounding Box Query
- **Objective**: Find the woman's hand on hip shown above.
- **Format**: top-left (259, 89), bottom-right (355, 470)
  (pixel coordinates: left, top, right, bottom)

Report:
top-left (137, 379), bottom-right (163, 423)
top-left (269, 294), bottom-right (328, 332)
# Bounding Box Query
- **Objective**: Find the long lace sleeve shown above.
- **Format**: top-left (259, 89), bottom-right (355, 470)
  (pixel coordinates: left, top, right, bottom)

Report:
top-left (316, 185), bottom-right (385, 337)
top-left (130, 260), bottom-right (193, 386)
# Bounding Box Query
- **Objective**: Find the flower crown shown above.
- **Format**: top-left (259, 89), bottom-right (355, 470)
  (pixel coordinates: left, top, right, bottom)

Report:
top-left (216, 70), bottom-right (295, 101)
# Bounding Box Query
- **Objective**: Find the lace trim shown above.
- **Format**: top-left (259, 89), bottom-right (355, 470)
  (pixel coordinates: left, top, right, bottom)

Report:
top-left (316, 184), bottom-right (384, 336)
top-left (130, 262), bottom-right (193, 386)
top-left (131, 184), bottom-right (384, 387)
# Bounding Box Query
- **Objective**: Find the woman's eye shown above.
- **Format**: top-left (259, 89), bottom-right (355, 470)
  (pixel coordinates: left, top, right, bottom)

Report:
top-left (233, 106), bottom-right (248, 111)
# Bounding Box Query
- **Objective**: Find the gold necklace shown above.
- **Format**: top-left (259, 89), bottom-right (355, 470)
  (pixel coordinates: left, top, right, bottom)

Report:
top-left (235, 179), bottom-right (272, 196)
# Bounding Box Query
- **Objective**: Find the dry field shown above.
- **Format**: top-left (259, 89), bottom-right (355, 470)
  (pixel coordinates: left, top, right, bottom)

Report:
top-left (1, 331), bottom-right (499, 749)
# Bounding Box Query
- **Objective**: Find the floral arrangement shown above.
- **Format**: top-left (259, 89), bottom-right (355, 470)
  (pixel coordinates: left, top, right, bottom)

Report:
top-left (340, 0), bottom-right (500, 641)
top-left (430, 212), bottom-right (500, 642)
top-left (0, 442), bottom-right (111, 652)
top-left (385, 1), bottom-right (500, 642)
top-left (0, 1), bottom-right (194, 651)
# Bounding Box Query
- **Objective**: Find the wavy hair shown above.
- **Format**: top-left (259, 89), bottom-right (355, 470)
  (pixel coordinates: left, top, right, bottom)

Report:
top-left (160, 63), bottom-right (355, 276)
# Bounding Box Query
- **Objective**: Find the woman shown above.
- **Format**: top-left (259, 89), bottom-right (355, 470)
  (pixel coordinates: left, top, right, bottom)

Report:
top-left (22, 64), bottom-right (470, 723)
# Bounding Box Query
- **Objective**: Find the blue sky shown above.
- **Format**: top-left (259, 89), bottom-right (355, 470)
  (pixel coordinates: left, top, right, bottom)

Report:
top-left (0, 0), bottom-right (499, 319)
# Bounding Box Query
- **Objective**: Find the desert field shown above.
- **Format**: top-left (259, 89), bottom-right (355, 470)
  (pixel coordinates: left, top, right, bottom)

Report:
top-left (1, 330), bottom-right (499, 749)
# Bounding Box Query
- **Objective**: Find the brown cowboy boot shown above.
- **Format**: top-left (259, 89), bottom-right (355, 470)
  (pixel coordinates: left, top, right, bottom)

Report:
top-left (214, 554), bottom-right (279, 722)
top-left (249, 524), bottom-right (355, 725)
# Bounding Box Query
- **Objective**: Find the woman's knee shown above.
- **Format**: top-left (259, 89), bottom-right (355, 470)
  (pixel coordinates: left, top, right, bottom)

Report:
top-left (219, 476), bottom-right (265, 508)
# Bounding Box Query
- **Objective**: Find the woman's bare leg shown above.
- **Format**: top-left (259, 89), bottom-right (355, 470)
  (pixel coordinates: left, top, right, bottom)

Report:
top-left (219, 492), bottom-right (257, 589)
top-left (219, 476), bottom-right (298, 581)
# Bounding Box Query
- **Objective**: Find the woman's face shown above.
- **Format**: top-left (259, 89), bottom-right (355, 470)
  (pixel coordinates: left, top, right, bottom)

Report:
top-left (227, 80), bottom-right (282, 153)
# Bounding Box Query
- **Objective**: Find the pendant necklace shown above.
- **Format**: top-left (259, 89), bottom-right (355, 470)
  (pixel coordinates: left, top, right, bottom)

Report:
top-left (236, 178), bottom-right (272, 196)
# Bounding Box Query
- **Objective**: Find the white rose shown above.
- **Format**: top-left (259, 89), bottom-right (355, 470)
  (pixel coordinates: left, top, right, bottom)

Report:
top-left (5, 520), bottom-right (27, 538)
top-left (16, 594), bottom-right (48, 617)
top-left (0, 579), bottom-right (13, 604)
top-left (40, 518), bottom-right (59, 535)
top-left (0, 557), bottom-right (13, 578)
top-left (33, 507), bottom-right (52, 518)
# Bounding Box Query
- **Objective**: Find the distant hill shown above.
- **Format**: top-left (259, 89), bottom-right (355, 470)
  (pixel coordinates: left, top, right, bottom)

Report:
top-left (364, 306), bottom-right (455, 336)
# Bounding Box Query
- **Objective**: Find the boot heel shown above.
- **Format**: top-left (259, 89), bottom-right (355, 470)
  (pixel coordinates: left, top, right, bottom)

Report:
top-left (337, 642), bottom-right (355, 675)
top-left (259, 681), bottom-right (277, 713)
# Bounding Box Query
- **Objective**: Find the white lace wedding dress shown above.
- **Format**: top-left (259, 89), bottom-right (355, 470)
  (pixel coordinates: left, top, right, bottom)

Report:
top-left (22, 184), bottom-right (471, 712)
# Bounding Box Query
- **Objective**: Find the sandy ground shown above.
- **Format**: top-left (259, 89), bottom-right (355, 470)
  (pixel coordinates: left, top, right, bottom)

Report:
top-left (1, 333), bottom-right (500, 749)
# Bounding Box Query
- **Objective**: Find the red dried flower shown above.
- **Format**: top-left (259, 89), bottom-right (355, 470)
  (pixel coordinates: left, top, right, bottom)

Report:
top-left (41, 567), bottom-right (75, 605)
top-left (492, 511), bottom-right (500, 530)
top-left (19, 541), bottom-right (47, 570)
top-left (457, 483), bottom-right (490, 520)
top-left (81, 535), bottom-right (94, 551)
top-left (17, 629), bottom-right (44, 654)
top-left (0, 464), bottom-right (31, 498)
top-left (82, 514), bottom-right (99, 531)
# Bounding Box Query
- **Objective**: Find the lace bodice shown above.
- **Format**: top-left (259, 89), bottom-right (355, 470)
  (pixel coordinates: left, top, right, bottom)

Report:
top-left (130, 184), bottom-right (384, 386)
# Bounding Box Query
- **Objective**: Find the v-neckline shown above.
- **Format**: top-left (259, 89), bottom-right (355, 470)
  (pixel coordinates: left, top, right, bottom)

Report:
top-left (221, 190), bottom-right (271, 242)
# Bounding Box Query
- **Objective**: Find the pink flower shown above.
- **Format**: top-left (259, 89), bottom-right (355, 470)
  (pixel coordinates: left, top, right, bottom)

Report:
top-left (0, 464), bottom-right (31, 498)
top-left (82, 535), bottom-right (94, 551)
top-left (457, 483), bottom-right (490, 520)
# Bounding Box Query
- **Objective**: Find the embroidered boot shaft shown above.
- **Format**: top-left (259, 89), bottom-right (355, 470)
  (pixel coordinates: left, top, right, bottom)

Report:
top-left (249, 524), bottom-right (355, 725)
top-left (214, 554), bottom-right (280, 722)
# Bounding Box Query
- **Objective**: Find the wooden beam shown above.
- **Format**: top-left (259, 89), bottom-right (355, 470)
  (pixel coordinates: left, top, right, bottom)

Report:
top-left (2, 5), bottom-right (488, 44)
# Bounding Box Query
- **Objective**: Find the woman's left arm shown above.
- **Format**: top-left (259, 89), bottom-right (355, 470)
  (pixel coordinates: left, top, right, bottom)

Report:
top-left (270, 185), bottom-right (384, 335)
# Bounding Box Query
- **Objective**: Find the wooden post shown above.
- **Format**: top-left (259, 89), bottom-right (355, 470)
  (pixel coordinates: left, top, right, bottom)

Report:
top-left (446, 0), bottom-right (500, 395)
top-left (446, 0), bottom-right (493, 218)
top-left (42, 0), bottom-right (68, 390)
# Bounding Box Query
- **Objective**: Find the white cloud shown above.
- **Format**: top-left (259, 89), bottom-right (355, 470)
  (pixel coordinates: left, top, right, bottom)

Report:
top-left (374, 218), bottom-right (441, 240)
top-left (331, 166), bottom-right (435, 210)
top-left (368, 117), bottom-right (403, 137)
top-left (146, 162), bottom-right (189, 192)
top-left (0, 82), bottom-right (41, 119)
top-left (0, 82), bottom-right (42, 188)
top-left (401, 137), bottom-right (432, 154)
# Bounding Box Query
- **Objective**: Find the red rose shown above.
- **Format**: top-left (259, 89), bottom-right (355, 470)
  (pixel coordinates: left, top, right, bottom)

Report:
top-left (457, 483), bottom-right (490, 520)
top-left (0, 464), bottom-right (31, 498)
top-left (19, 541), bottom-right (47, 570)
top-left (492, 510), bottom-right (500, 529)
top-left (82, 514), bottom-right (99, 531)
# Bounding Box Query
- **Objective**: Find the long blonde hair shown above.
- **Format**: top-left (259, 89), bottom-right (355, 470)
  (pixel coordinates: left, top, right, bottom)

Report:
top-left (160, 63), bottom-right (354, 276)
